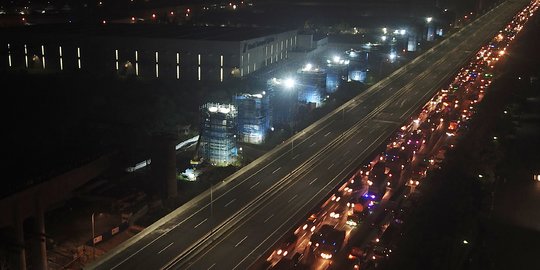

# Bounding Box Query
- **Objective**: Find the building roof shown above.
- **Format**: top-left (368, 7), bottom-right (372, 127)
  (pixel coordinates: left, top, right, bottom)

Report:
top-left (1, 23), bottom-right (295, 41)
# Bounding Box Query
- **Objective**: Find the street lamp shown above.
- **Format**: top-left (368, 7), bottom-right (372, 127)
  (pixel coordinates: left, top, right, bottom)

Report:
top-left (91, 213), bottom-right (95, 260)
top-left (283, 78), bottom-right (296, 89)
top-left (426, 17), bottom-right (433, 23)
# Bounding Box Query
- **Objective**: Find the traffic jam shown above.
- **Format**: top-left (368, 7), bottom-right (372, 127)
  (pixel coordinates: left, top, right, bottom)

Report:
top-left (263, 1), bottom-right (538, 269)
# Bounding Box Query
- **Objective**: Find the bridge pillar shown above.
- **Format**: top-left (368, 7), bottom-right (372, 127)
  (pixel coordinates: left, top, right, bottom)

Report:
top-left (407, 33), bottom-right (417, 52)
top-left (14, 201), bottom-right (27, 270)
top-left (152, 136), bottom-right (178, 200)
top-left (31, 195), bottom-right (47, 270)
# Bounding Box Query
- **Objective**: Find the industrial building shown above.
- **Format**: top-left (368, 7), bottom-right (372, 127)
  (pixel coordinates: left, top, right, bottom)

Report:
top-left (199, 103), bottom-right (238, 166)
top-left (296, 64), bottom-right (326, 107)
top-left (233, 92), bottom-right (271, 144)
top-left (0, 23), bottom-right (298, 82)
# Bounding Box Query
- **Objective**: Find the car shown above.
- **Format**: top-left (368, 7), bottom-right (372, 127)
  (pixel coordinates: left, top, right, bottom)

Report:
top-left (348, 246), bottom-right (365, 260)
top-left (274, 233), bottom-right (298, 257)
top-left (299, 214), bottom-right (318, 233)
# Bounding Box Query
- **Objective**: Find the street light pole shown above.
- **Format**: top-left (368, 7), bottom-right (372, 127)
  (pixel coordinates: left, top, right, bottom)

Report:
top-left (91, 212), bottom-right (95, 260)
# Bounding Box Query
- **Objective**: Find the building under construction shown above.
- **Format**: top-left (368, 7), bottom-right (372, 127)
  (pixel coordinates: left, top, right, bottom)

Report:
top-left (267, 77), bottom-right (298, 128)
top-left (325, 55), bottom-right (350, 93)
top-left (199, 103), bottom-right (238, 166)
top-left (233, 93), bottom-right (271, 144)
top-left (297, 64), bottom-right (326, 107)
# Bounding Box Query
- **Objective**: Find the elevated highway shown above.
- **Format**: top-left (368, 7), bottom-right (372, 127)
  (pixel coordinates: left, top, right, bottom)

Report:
top-left (90, 0), bottom-right (533, 269)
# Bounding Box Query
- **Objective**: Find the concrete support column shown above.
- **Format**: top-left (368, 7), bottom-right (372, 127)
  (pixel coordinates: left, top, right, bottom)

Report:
top-left (152, 136), bottom-right (178, 200)
top-left (407, 33), bottom-right (417, 52)
top-left (31, 196), bottom-right (47, 270)
top-left (14, 201), bottom-right (27, 270)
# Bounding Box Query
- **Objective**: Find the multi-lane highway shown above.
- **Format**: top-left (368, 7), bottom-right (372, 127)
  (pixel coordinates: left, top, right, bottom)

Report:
top-left (90, 1), bottom-right (532, 269)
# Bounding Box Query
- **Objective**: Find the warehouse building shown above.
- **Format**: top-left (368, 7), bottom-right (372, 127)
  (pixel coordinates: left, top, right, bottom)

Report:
top-left (0, 23), bottom-right (298, 82)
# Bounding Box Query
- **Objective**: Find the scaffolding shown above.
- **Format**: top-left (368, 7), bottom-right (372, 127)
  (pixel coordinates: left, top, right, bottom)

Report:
top-left (233, 93), bottom-right (271, 144)
top-left (200, 103), bottom-right (238, 166)
top-left (325, 56), bottom-right (349, 93)
top-left (297, 66), bottom-right (326, 107)
top-left (267, 78), bottom-right (298, 128)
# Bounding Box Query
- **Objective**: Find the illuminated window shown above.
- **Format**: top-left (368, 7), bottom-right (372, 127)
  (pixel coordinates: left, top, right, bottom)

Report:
top-left (59, 46), bottom-right (63, 70)
top-left (7, 44), bottom-right (12, 67)
top-left (77, 47), bottom-right (81, 69)
top-left (135, 50), bottom-right (139, 76)
top-left (41, 45), bottom-right (46, 69)
top-left (155, 51), bottom-right (159, 77)
top-left (115, 49), bottom-right (119, 70)
top-left (24, 44), bottom-right (28, 68)
top-left (176, 52), bottom-right (180, 79)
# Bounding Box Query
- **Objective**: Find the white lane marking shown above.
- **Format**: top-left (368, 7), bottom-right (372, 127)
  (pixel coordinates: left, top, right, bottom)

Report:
top-left (328, 163), bottom-right (335, 170)
top-left (157, 242), bottom-right (174, 254)
top-left (288, 194), bottom-right (298, 203)
top-left (264, 214), bottom-right (274, 223)
top-left (207, 263), bottom-right (216, 270)
top-left (356, 139), bottom-right (364, 145)
top-left (309, 178), bottom-right (318, 185)
top-left (224, 198), bottom-right (236, 208)
top-left (292, 154), bottom-right (300, 160)
top-left (344, 150), bottom-right (351, 155)
top-left (309, 142), bottom-right (316, 147)
top-left (235, 236), bottom-right (248, 247)
top-left (272, 167), bottom-right (281, 174)
top-left (108, 96), bottom-right (357, 269)
top-left (324, 131), bottom-right (332, 137)
top-left (194, 218), bottom-right (208, 229)
top-left (249, 181), bottom-right (260, 190)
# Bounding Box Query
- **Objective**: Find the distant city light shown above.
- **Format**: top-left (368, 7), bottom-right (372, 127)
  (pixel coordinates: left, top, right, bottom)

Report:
top-left (400, 29), bottom-right (406, 35)
top-left (381, 35), bottom-right (387, 42)
top-left (426, 17), bottom-right (433, 23)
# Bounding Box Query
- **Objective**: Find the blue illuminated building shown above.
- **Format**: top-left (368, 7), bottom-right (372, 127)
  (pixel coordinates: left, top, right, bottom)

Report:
top-left (267, 78), bottom-right (298, 128)
top-left (233, 93), bottom-right (271, 144)
top-left (346, 49), bottom-right (368, 83)
top-left (297, 64), bottom-right (326, 107)
top-left (200, 103), bottom-right (238, 166)
top-left (325, 55), bottom-right (349, 93)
